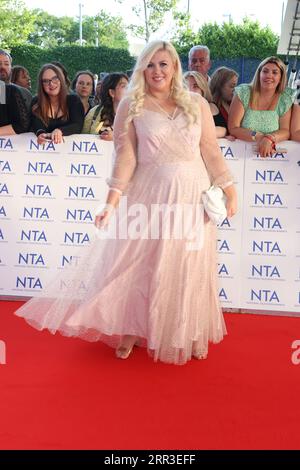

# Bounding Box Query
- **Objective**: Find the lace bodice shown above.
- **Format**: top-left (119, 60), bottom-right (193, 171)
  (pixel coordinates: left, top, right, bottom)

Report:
top-left (108, 95), bottom-right (233, 191)
top-left (133, 109), bottom-right (202, 166)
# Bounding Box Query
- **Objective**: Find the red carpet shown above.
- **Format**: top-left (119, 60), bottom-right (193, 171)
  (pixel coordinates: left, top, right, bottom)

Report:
top-left (0, 300), bottom-right (300, 450)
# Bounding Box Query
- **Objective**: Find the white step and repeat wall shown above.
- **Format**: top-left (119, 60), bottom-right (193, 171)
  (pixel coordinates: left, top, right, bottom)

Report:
top-left (1, 134), bottom-right (299, 315)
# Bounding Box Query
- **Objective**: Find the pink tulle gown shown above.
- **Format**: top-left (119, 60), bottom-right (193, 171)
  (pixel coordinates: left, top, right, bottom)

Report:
top-left (15, 95), bottom-right (233, 365)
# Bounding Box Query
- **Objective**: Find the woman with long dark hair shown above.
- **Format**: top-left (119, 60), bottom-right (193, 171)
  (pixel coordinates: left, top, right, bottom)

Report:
top-left (210, 67), bottom-right (239, 126)
top-left (82, 72), bottom-right (128, 141)
top-left (31, 64), bottom-right (84, 145)
top-left (11, 65), bottom-right (31, 90)
top-left (51, 61), bottom-right (71, 90)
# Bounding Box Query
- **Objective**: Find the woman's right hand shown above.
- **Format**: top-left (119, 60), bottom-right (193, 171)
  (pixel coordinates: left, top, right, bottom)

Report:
top-left (94, 205), bottom-right (114, 229)
top-left (37, 133), bottom-right (51, 145)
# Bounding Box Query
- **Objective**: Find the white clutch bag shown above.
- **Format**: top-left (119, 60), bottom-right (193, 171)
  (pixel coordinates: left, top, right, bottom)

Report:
top-left (201, 186), bottom-right (227, 226)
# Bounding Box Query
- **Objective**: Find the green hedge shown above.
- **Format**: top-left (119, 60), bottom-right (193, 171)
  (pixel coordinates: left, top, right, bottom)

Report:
top-left (11, 44), bottom-right (135, 93)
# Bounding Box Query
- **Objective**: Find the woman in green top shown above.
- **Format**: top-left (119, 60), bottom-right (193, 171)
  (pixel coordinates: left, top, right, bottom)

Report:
top-left (82, 72), bottom-right (128, 141)
top-left (228, 56), bottom-right (294, 157)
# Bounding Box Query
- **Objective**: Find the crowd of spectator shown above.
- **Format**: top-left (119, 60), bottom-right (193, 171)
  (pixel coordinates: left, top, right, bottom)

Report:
top-left (1, 44), bottom-right (300, 156)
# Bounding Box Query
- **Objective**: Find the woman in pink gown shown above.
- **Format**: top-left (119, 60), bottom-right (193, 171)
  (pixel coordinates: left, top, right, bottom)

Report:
top-left (15, 41), bottom-right (237, 365)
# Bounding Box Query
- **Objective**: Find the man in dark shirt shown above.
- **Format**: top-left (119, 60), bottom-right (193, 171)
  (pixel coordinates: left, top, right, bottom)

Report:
top-left (0, 48), bottom-right (32, 109)
top-left (0, 80), bottom-right (30, 135)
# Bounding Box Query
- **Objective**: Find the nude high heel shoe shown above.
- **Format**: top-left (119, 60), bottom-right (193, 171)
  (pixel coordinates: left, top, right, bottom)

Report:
top-left (192, 351), bottom-right (208, 360)
top-left (192, 344), bottom-right (208, 360)
top-left (115, 335), bottom-right (139, 360)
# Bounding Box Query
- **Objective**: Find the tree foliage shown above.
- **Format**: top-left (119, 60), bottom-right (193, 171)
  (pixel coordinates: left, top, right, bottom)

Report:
top-left (172, 18), bottom-right (279, 59)
top-left (0, 0), bottom-right (36, 48)
top-left (0, 4), bottom-right (128, 50)
top-left (171, 11), bottom-right (196, 48)
top-left (117, 0), bottom-right (178, 42)
top-left (80, 11), bottom-right (129, 48)
top-left (27, 9), bottom-right (129, 49)
top-left (28, 11), bottom-right (75, 47)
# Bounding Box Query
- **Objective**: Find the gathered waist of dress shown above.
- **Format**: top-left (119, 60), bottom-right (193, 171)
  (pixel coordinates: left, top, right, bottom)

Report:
top-left (134, 158), bottom-right (209, 184)
top-left (137, 158), bottom-right (203, 168)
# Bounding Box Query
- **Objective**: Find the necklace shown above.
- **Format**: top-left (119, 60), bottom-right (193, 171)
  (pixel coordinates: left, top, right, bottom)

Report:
top-left (147, 94), bottom-right (178, 120)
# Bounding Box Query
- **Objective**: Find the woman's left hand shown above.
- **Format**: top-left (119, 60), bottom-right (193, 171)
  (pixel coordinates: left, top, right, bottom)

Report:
top-left (51, 128), bottom-right (64, 144)
top-left (223, 184), bottom-right (238, 218)
top-left (226, 195), bottom-right (238, 218)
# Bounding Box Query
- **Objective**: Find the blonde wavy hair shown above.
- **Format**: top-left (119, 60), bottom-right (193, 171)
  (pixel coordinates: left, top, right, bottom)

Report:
top-left (183, 71), bottom-right (213, 102)
top-left (125, 40), bottom-right (199, 127)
